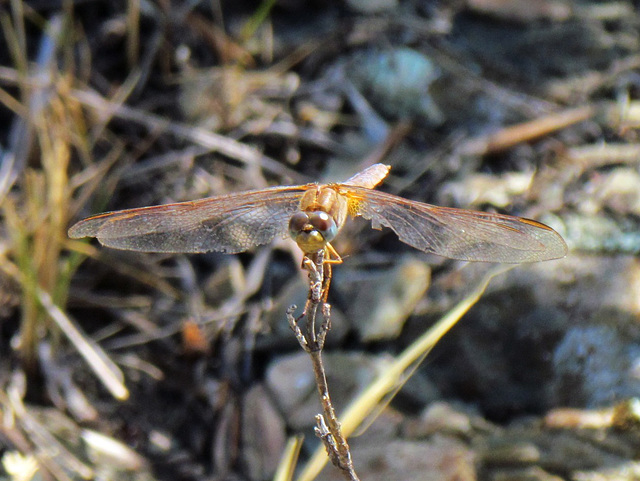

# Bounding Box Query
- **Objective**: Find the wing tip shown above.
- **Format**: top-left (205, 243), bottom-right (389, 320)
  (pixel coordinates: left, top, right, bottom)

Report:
top-left (542, 235), bottom-right (568, 261)
top-left (532, 221), bottom-right (568, 261)
top-left (68, 223), bottom-right (88, 239)
top-left (68, 218), bottom-right (102, 239)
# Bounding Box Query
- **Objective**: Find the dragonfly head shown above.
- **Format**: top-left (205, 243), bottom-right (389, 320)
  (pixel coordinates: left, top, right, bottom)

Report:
top-left (289, 211), bottom-right (338, 254)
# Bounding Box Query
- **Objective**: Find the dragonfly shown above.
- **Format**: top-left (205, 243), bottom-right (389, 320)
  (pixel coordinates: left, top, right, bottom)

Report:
top-left (68, 164), bottom-right (567, 263)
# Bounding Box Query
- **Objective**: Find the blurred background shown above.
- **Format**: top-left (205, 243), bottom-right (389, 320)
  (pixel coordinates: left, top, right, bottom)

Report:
top-left (1, 0), bottom-right (640, 480)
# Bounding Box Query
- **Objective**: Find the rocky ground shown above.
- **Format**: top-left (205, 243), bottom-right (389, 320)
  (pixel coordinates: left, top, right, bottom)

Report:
top-left (1, 1), bottom-right (640, 480)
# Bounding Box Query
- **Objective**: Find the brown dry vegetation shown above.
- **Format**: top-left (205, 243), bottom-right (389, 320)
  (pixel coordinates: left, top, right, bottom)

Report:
top-left (2, 1), bottom-right (640, 480)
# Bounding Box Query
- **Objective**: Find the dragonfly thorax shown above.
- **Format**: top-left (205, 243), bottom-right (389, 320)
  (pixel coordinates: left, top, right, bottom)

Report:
top-left (289, 211), bottom-right (338, 254)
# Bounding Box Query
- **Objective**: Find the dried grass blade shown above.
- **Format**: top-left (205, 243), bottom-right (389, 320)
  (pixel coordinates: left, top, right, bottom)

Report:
top-left (273, 436), bottom-right (304, 481)
top-left (7, 382), bottom-right (95, 480)
top-left (35, 288), bottom-right (129, 400)
top-left (70, 87), bottom-right (306, 182)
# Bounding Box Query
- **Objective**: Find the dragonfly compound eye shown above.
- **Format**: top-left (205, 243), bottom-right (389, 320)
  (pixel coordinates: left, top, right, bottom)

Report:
top-left (308, 212), bottom-right (337, 242)
top-left (289, 210), bottom-right (338, 254)
top-left (288, 212), bottom-right (310, 238)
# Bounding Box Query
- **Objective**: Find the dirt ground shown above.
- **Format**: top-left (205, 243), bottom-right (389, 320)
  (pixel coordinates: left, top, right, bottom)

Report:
top-left (1, 1), bottom-right (640, 480)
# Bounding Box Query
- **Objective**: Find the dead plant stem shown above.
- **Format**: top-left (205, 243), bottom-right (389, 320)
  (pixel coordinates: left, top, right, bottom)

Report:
top-left (287, 250), bottom-right (359, 481)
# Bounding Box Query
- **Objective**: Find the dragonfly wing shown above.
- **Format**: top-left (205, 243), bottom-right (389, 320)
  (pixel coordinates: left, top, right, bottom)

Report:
top-left (342, 164), bottom-right (390, 189)
top-left (344, 187), bottom-right (567, 263)
top-left (69, 186), bottom-right (307, 253)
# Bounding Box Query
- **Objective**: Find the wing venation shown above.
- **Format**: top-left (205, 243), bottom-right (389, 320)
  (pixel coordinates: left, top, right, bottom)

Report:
top-left (69, 186), bottom-right (308, 253)
top-left (344, 187), bottom-right (567, 263)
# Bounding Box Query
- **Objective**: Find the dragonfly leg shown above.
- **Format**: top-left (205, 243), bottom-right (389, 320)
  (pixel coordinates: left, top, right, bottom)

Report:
top-left (321, 260), bottom-right (332, 304)
top-left (323, 242), bottom-right (343, 264)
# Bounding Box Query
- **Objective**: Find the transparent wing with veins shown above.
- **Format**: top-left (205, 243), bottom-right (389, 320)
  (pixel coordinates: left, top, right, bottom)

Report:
top-left (342, 186), bottom-right (567, 263)
top-left (69, 162), bottom-right (566, 262)
top-left (68, 186), bottom-right (309, 253)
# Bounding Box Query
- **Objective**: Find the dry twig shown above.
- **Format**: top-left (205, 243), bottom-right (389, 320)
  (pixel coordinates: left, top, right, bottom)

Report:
top-left (287, 249), bottom-right (359, 481)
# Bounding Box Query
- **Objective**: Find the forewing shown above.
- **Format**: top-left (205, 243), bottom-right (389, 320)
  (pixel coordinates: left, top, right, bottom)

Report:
top-left (342, 164), bottom-right (390, 189)
top-left (343, 187), bottom-right (567, 263)
top-left (68, 186), bottom-right (308, 253)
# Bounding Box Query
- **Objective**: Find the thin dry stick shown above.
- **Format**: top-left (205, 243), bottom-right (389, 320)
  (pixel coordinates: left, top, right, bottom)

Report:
top-left (296, 264), bottom-right (513, 481)
top-left (68, 88), bottom-right (306, 183)
top-left (459, 105), bottom-right (596, 156)
top-left (287, 250), bottom-right (359, 481)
